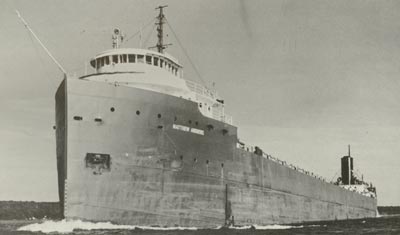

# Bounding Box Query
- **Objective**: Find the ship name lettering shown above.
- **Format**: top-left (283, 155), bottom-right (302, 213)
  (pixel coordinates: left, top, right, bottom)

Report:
top-left (172, 124), bottom-right (204, 135)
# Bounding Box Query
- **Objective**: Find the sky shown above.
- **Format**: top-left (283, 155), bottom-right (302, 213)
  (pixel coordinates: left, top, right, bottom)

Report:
top-left (0, 0), bottom-right (399, 206)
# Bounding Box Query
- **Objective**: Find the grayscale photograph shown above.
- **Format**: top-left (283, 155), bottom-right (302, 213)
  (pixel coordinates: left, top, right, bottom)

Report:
top-left (0, 0), bottom-right (399, 234)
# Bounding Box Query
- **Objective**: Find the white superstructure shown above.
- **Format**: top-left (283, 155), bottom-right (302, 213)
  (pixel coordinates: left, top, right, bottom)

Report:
top-left (84, 46), bottom-right (232, 125)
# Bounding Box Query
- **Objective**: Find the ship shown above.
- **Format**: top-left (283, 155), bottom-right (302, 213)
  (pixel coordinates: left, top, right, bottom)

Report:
top-left (55, 6), bottom-right (377, 227)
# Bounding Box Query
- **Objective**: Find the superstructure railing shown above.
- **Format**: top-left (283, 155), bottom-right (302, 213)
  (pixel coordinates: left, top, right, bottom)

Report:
top-left (185, 80), bottom-right (217, 99)
top-left (185, 79), bottom-right (233, 125)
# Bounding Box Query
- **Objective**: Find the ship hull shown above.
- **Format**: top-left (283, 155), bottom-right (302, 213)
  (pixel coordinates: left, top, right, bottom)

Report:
top-left (56, 78), bottom-right (377, 227)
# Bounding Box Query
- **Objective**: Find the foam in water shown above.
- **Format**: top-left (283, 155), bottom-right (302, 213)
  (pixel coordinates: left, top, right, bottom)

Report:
top-left (18, 219), bottom-right (198, 233)
top-left (376, 210), bottom-right (383, 218)
top-left (18, 219), bottom-right (310, 234)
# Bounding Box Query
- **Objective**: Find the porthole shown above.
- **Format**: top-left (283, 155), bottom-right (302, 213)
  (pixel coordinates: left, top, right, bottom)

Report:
top-left (136, 110), bottom-right (140, 115)
top-left (195, 121), bottom-right (199, 126)
top-left (110, 107), bottom-right (115, 112)
top-left (206, 160), bottom-right (209, 164)
top-left (194, 158), bottom-right (197, 162)
top-left (188, 120), bottom-right (192, 124)
top-left (180, 155), bottom-right (183, 160)
top-left (157, 114), bottom-right (162, 118)
top-left (221, 163), bottom-right (224, 168)
top-left (73, 116), bottom-right (83, 121)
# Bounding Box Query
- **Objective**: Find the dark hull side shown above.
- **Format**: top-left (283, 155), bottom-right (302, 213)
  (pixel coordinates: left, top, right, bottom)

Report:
top-left (55, 78), bottom-right (377, 227)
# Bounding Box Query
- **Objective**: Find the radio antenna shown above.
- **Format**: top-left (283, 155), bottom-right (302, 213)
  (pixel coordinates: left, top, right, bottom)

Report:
top-left (15, 10), bottom-right (67, 76)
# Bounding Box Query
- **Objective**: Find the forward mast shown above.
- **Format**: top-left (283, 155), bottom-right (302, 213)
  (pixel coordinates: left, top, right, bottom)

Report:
top-left (152, 5), bottom-right (171, 53)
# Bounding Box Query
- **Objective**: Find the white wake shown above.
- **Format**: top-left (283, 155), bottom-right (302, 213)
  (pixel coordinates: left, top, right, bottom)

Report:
top-left (18, 219), bottom-right (307, 234)
top-left (18, 219), bottom-right (198, 233)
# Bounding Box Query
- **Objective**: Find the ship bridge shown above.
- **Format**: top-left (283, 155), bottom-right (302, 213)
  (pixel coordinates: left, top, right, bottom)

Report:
top-left (90, 48), bottom-right (183, 77)
top-left (86, 48), bottom-right (190, 98)
top-left (83, 47), bottom-right (232, 125)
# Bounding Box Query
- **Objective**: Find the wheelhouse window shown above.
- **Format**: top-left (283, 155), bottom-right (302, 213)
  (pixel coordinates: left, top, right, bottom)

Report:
top-left (137, 55), bottom-right (144, 63)
top-left (120, 54), bottom-right (127, 63)
top-left (112, 55), bottom-right (118, 64)
top-left (160, 59), bottom-right (164, 68)
top-left (128, 54), bottom-right (135, 63)
top-left (93, 56), bottom-right (110, 69)
top-left (154, 57), bottom-right (158, 66)
top-left (146, 55), bottom-right (152, 65)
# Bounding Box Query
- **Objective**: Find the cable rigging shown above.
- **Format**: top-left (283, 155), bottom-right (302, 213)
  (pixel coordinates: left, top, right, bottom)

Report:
top-left (15, 10), bottom-right (67, 76)
top-left (165, 18), bottom-right (207, 86)
top-left (116, 6), bottom-right (209, 87)
top-left (143, 24), bottom-right (156, 48)
top-left (123, 17), bottom-right (156, 44)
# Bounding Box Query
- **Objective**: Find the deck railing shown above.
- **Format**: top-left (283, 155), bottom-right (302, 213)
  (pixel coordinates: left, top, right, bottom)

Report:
top-left (236, 142), bottom-right (329, 183)
top-left (236, 142), bottom-right (377, 197)
top-left (185, 79), bottom-right (233, 125)
top-left (185, 80), bottom-right (216, 99)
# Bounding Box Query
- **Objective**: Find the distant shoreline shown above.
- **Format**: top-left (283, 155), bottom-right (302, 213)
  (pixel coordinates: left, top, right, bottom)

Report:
top-left (0, 201), bottom-right (399, 220)
top-left (0, 201), bottom-right (61, 220)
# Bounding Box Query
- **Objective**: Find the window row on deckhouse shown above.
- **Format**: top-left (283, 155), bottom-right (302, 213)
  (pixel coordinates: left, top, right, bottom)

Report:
top-left (91, 53), bottom-right (181, 76)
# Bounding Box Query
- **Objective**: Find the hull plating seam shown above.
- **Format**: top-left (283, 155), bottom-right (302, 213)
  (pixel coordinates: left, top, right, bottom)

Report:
top-left (69, 203), bottom-right (223, 223)
top-left (86, 161), bottom-right (375, 212)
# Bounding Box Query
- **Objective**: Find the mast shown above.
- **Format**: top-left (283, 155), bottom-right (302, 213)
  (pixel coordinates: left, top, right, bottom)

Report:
top-left (155, 5), bottom-right (169, 53)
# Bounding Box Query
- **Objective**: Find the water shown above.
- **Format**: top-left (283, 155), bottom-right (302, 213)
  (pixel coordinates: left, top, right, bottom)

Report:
top-left (1, 215), bottom-right (399, 235)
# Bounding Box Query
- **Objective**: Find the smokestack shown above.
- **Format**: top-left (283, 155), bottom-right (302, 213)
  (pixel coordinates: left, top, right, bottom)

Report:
top-left (341, 145), bottom-right (353, 185)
